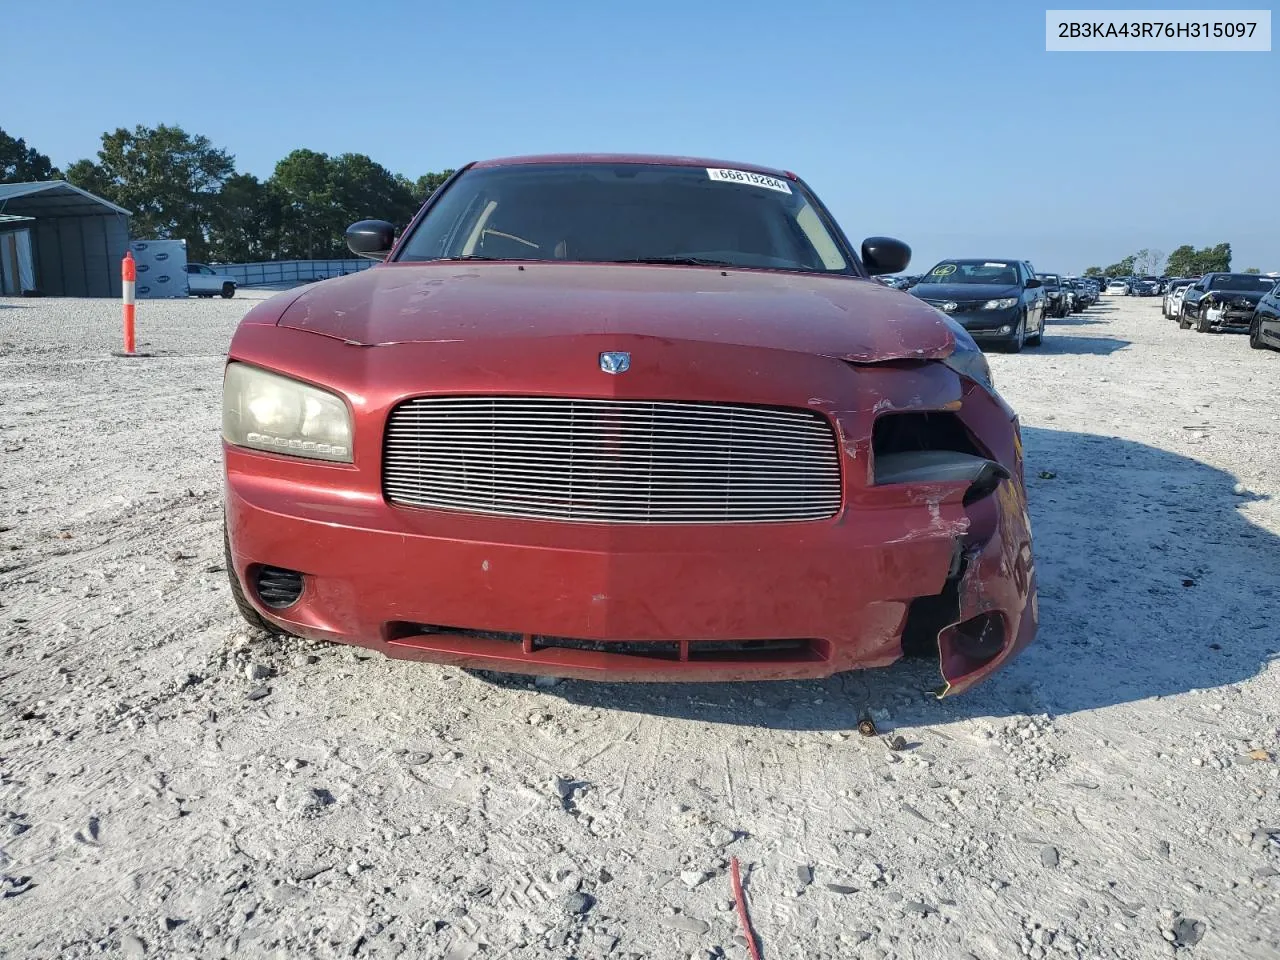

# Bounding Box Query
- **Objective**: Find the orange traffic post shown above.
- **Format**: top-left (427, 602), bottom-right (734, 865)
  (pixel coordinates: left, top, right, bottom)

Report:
top-left (121, 251), bottom-right (137, 354)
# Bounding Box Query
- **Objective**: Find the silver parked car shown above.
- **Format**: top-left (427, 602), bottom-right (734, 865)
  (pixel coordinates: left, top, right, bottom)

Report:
top-left (1163, 278), bottom-right (1197, 319)
top-left (186, 262), bottom-right (237, 299)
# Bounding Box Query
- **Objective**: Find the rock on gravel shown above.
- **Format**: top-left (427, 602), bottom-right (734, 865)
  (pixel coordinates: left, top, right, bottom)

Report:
top-left (274, 786), bottom-right (334, 817)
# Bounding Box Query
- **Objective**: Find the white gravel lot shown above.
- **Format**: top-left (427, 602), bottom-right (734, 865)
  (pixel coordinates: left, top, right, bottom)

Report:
top-left (1, 288), bottom-right (1277, 960)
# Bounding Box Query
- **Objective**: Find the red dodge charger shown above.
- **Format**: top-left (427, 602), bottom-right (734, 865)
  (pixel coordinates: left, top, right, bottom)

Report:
top-left (221, 154), bottom-right (1037, 696)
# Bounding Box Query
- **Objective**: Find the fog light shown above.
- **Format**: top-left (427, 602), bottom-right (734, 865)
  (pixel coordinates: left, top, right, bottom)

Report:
top-left (999, 325), bottom-right (1012, 334)
top-left (254, 565), bottom-right (304, 609)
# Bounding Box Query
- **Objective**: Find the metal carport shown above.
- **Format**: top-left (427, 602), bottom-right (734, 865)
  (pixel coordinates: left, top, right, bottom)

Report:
top-left (0, 181), bottom-right (131, 297)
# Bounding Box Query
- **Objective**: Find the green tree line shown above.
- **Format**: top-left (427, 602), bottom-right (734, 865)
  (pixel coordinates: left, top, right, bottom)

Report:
top-left (1, 124), bottom-right (452, 263)
top-left (1082, 243), bottom-right (1258, 278)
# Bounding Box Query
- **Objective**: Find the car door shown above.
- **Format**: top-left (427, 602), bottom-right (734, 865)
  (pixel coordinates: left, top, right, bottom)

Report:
top-left (1182, 277), bottom-right (1210, 318)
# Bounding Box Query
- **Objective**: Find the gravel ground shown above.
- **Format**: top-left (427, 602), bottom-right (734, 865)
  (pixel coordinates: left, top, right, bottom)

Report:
top-left (1, 289), bottom-right (1277, 960)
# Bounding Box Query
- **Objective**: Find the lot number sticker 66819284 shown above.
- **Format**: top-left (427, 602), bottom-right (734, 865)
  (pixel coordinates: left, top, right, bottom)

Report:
top-left (706, 168), bottom-right (792, 194)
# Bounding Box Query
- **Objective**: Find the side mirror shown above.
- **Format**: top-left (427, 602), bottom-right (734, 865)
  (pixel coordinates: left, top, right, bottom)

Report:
top-left (861, 237), bottom-right (911, 276)
top-left (346, 219), bottom-right (396, 260)
top-left (1026, 278), bottom-right (1043, 289)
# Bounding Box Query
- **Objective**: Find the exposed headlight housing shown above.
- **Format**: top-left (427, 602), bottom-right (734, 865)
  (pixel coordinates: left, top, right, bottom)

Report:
top-left (938, 317), bottom-right (995, 390)
top-left (982, 298), bottom-right (1018, 310)
top-left (223, 362), bottom-right (353, 463)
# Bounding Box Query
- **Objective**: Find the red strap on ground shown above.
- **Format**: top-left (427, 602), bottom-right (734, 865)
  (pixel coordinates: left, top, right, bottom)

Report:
top-left (730, 856), bottom-right (763, 960)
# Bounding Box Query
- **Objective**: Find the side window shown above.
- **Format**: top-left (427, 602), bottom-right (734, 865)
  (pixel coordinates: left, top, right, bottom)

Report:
top-left (186, 264), bottom-right (198, 274)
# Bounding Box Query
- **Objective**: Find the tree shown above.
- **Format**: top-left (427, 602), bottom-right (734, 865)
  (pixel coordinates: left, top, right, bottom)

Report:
top-left (65, 124), bottom-right (234, 260)
top-left (413, 170), bottom-right (455, 202)
top-left (1133, 248), bottom-right (1164, 276)
top-left (1083, 266), bottom-right (1104, 277)
top-left (1243, 267), bottom-right (1261, 274)
top-left (207, 174), bottom-right (282, 263)
top-left (1165, 245), bottom-right (1198, 277)
top-left (329, 152), bottom-right (418, 230)
top-left (1163, 242), bottom-right (1231, 276)
top-left (1, 128), bottom-right (61, 183)
top-left (1103, 255), bottom-right (1136, 277)
top-left (269, 150), bottom-right (444, 259)
top-left (269, 149), bottom-right (339, 259)
top-left (1200, 242), bottom-right (1231, 273)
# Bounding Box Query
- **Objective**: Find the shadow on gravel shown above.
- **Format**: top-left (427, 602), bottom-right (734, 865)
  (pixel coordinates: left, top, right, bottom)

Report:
top-left (1048, 315), bottom-right (1110, 327)
top-left (533, 426), bottom-right (1279, 729)
top-left (1034, 335), bottom-right (1132, 356)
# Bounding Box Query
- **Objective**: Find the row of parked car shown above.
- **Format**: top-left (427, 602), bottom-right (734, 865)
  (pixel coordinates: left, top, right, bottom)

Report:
top-left (1151, 272), bottom-right (1280, 351)
top-left (880, 262), bottom-right (1280, 355)
top-left (1103, 276), bottom-right (1166, 296)
top-left (878, 260), bottom-right (1099, 352)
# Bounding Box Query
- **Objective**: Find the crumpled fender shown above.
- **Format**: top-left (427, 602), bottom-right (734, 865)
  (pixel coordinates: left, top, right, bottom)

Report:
top-left (934, 432), bottom-right (1038, 697)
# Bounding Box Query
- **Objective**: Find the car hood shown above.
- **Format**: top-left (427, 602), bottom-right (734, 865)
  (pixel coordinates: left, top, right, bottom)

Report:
top-left (908, 282), bottom-right (1022, 302)
top-left (1208, 289), bottom-right (1266, 304)
top-left (275, 262), bottom-right (958, 362)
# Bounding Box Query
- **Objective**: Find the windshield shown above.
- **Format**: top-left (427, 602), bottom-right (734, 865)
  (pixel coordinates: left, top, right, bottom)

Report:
top-left (1036, 274), bottom-right (1061, 287)
top-left (1208, 274), bottom-right (1277, 291)
top-left (918, 261), bottom-right (1019, 285)
top-left (392, 162), bottom-right (852, 274)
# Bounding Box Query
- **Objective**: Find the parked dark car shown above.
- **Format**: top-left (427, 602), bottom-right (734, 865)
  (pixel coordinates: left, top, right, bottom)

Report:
top-left (1062, 278), bottom-right (1088, 312)
top-left (910, 259), bottom-right (1046, 351)
top-left (1035, 273), bottom-right (1070, 318)
top-left (1077, 279), bottom-right (1098, 306)
top-left (1179, 273), bottom-right (1279, 333)
top-left (1248, 279), bottom-right (1280, 351)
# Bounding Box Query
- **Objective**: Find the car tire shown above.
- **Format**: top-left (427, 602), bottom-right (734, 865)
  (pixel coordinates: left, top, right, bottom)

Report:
top-left (224, 520), bottom-right (288, 637)
top-left (1195, 310), bottom-right (1214, 333)
top-left (221, 283), bottom-right (236, 299)
top-left (1250, 317), bottom-right (1266, 349)
top-left (1178, 310), bottom-right (1192, 330)
top-left (1005, 315), bottom-right (1025, 353)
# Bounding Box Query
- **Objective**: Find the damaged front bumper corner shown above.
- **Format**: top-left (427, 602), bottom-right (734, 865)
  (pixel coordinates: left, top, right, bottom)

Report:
top-left (904, 455), bottom-right (1037, 698)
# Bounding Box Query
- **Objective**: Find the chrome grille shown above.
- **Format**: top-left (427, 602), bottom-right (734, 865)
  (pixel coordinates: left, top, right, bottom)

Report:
top-left (382, 396), bottom-right (842, 524)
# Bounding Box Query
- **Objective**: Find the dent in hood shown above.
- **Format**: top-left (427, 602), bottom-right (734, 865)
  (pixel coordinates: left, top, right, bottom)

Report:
top-left (275, 262), bottom-right (957, 363)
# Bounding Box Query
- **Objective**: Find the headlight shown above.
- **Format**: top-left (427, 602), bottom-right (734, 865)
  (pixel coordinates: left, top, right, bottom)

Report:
top-left (939, 317), bottom-right (995, 390)
top-left (982, 298), bottom-right (1018, 310)
top-left (222, 362), bottom-right (353, 462)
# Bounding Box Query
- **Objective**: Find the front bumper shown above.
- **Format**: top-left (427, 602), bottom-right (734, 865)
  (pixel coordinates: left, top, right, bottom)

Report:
top-left (223, 329), bottom-right (1037, 696)
top-left (961, 309), bottom-right (1022, 344)
top-left (227, 454), bottom-right (1036, 694)
top-left (1204, 305), bottom-right (1256, 330)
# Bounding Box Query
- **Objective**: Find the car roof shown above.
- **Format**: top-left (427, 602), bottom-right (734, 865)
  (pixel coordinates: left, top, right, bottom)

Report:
top-left (469, 153), bottom-right (794, 179)
top-left (939, 258), bottom-right (1023, 263)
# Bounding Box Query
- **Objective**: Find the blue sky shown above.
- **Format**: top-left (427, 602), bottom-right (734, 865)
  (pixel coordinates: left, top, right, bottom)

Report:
top-left (8, 0), bottom-right (1277, 273)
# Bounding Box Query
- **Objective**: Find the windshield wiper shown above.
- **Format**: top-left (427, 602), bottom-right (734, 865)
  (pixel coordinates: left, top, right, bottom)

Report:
top-left (611, 256), bottom-right (736, 267)
top-left (429, 255), bottom-right (506, 262)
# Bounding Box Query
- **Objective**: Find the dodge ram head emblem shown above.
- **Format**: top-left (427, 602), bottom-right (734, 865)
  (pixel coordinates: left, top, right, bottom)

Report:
top-left (599, 351), bottom-right (631, 374)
